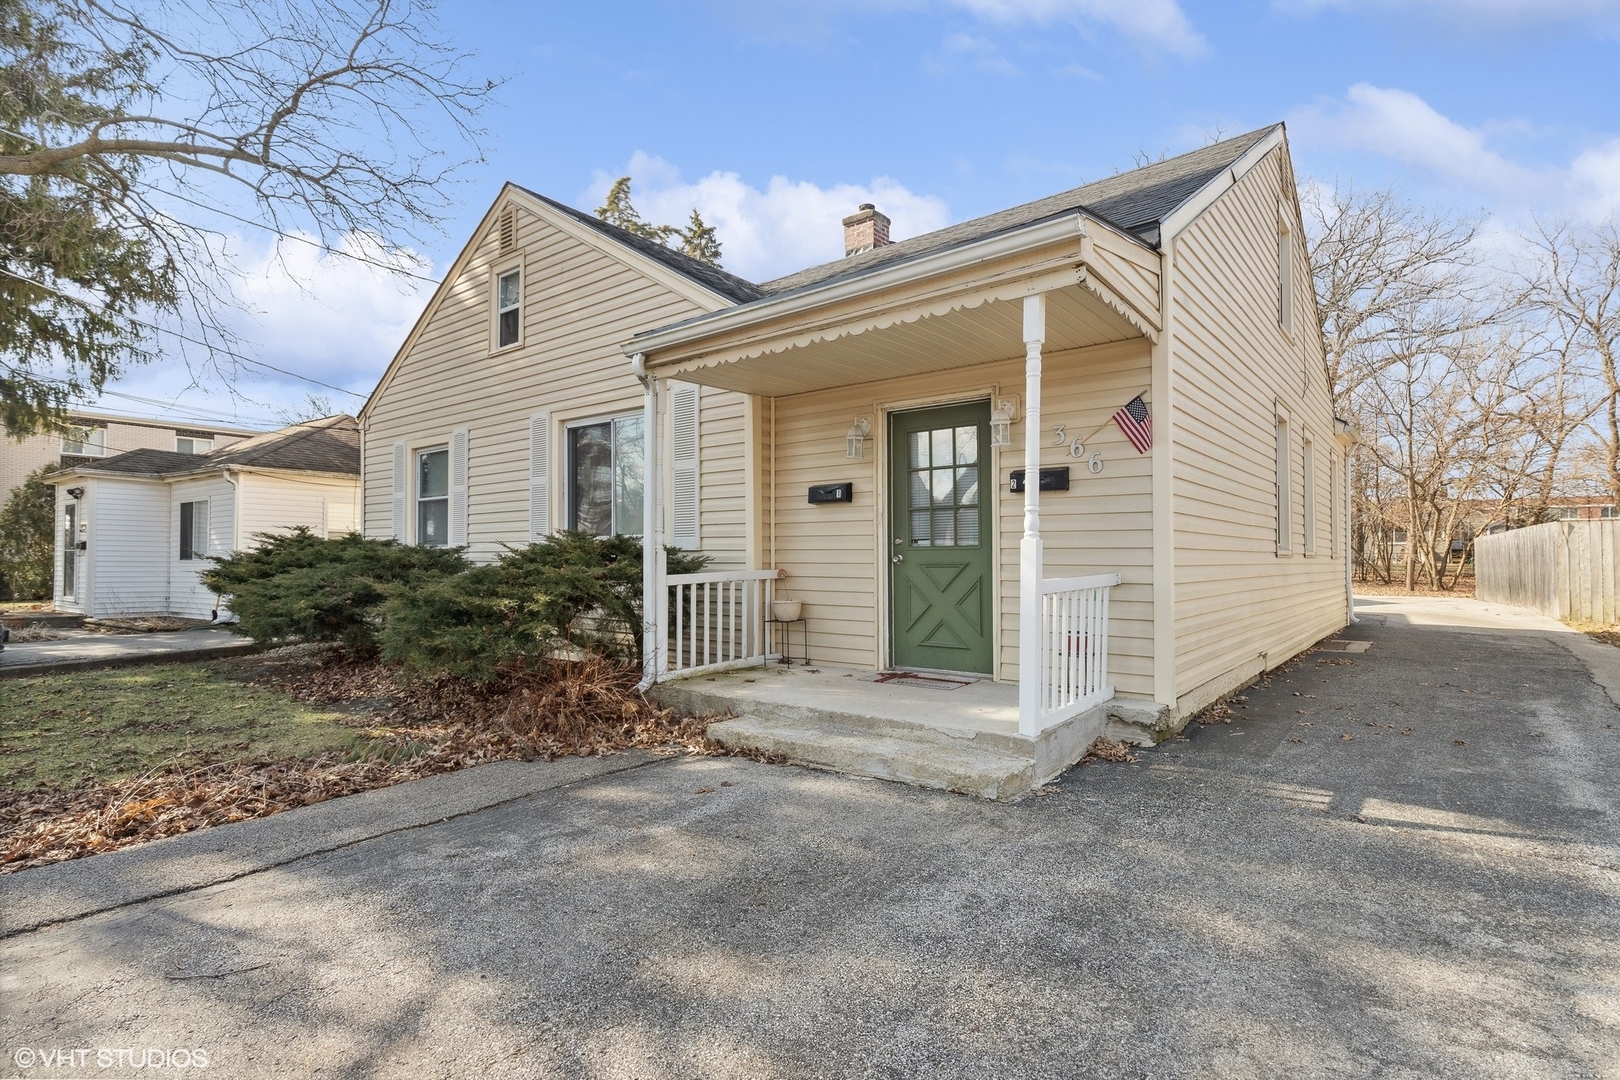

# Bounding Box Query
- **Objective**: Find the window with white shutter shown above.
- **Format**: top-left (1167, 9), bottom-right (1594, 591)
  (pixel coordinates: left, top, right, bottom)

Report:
top-left (391, 441), bottom-right (406, 540)
top-left (529, 412), bottom-right (550, 541)
top-left (670, 382), bottom-right (700, 550)
top-left (449, 427), bottom-right (469, 547)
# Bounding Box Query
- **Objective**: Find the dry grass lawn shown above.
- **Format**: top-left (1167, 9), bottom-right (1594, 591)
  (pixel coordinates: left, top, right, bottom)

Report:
top-left (0, 661), bottom-right (365, 797)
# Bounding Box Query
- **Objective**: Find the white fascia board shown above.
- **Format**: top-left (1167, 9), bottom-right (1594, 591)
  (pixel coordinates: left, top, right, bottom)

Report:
top-left (627, 213), bottom-right (1091, 361)
top-left (1158, 125), bottom-right (1286, 242)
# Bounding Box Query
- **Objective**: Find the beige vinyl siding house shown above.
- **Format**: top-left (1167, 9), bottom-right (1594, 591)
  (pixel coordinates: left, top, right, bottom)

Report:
top-left (49, 416), bottom-right (360, 619)
top-left (626, 124), bottom-right (1350, 771)
top-left (359, 186), bottom-right (758, 569)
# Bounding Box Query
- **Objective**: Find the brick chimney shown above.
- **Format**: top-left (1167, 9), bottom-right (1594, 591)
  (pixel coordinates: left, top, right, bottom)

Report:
top-left (842, 203), bottom-right (891, 257)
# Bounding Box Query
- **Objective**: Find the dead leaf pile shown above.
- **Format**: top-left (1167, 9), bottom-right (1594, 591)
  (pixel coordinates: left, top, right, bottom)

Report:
top-left (1, 653), bottom-right (758, 874)
top-left (1082, 736), bottom-right (1140, 764)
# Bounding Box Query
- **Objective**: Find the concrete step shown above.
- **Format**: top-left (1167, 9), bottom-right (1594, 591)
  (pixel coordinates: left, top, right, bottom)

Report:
top-left (709, 714), bottom-right (1037, 801)
top-left (0, 611), bottom-right (85, 630)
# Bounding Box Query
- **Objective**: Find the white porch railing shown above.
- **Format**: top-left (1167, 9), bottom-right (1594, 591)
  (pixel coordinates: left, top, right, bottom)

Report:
top-left (1036, 572), bottom-right (1120, 728)
top-left (660, 569), bottom-right (778, 680)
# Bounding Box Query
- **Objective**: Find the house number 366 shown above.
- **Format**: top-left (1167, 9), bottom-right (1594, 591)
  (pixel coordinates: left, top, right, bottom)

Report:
top-left (1052, 424), bottom-right (1103, 473)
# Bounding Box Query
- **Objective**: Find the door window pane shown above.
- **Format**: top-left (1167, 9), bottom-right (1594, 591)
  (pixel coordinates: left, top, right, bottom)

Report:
top-left (905, 421), bottom-right (984, 548)
top-left (61, 505), bottom-right (76, 597)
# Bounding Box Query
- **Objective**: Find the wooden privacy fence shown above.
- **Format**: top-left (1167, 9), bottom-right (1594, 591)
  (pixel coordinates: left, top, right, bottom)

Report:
top-left (1475, 520), bottom-right (1618, 623)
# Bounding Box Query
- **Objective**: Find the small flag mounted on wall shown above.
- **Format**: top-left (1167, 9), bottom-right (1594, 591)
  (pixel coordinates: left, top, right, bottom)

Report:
top-left (1112, 395), bottom-right (1152, 454)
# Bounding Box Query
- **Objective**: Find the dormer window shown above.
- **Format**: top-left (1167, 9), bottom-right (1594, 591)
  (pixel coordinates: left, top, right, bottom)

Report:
top-left (497, 269), bottom-right (521, 348)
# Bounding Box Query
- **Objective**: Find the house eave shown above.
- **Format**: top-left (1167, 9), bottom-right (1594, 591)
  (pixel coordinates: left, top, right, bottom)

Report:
top-left (627, 212), bottom-right (1098, 363)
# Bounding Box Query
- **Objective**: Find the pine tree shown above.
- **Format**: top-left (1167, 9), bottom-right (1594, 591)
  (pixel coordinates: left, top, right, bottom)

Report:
top-left (677, 209), bottom-right (723, 266)
top-left (594, 177), bottom-right (723, 267)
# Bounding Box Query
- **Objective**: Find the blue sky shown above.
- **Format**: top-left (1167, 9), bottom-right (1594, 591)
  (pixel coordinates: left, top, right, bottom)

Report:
top-left (102, 0), bottom-right (1620, 428)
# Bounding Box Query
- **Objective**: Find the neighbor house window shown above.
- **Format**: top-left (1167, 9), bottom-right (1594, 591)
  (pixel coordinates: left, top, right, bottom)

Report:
top-left (1303, 438), bottom-right (1317, 555)
top-left (61, 426), bottom-right (106, 457)
top-left (179, 500), bottom-right (210, 560)
top-left (1275, 417), bottom-right (1291, 553)
top-left (416, 447), bottom-right (449, 546)
top-left (567, 415), bottom-right (644, 536)
top-left (175, 436), bottom-right (213, 455)
top-left (496, 269), bottom-right (521, 348)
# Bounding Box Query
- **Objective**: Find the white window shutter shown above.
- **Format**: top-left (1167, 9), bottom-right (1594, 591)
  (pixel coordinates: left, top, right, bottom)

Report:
top-left (391, 441), bottom-right (406, 540)
top-left (670, 382), bottom-right (700, 550)
top-left (528, 412), bottom-right (550, 541)
top-left (449, 427), bottom-right (469, 547)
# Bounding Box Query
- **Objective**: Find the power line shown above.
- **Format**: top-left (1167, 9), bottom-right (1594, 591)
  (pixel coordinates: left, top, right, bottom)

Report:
top-left (150, 187), bottom-right (442, 285)
top-left (0, 122), bottom-right (442, 285)
top-left (0, 265), bottom-right (367, 399)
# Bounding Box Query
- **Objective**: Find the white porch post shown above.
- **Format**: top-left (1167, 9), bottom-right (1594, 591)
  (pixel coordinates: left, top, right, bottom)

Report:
top-left (634, 355), bottom-right (665, 690)
top-left (1018, 294), bottom-right (1046, 736)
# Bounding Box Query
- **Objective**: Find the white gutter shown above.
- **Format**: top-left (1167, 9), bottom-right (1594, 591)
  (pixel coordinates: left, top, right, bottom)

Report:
top-left (1158, 125), bottom-right (1284, 241)
top-left (626, 213), bottom-right (1094, 360)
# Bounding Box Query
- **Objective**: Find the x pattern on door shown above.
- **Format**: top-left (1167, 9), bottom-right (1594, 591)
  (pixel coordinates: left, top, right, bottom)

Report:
top-left (902, 559), bottom-right (986, 652)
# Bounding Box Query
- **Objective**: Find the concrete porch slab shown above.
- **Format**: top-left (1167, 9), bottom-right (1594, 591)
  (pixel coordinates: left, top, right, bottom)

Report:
top-left (651, 663), bottom-right (1113, 800)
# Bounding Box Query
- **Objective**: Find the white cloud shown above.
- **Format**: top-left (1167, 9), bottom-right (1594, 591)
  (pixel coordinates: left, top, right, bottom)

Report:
top-left (945, 0), bottom-right (1204, 56)
top-left (1291, 83), bottom-right (1620, 221)
top-left (104, 233), bottom-right (434, 427)
top-left (708, 0), bottom-right (1203, 57)
top-left (1292, 84), bottom-right (1551, 197)
top-left (591, 153), bottom-right (953, 283)
top-left (1276, 0), bottom-right (1620, 32)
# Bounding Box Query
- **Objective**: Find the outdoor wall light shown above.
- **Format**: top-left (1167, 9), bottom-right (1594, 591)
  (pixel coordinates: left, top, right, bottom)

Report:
top-left (845, 417), bottom-right (872, 460)
top-left (989, 398), bottom-right (1017, 448)
top-left (65, 487), bottom-right (84, 500)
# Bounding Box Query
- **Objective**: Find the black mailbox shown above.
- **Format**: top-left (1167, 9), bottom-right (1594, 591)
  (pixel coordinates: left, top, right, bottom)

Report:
top-left (808, 483), bottom-right (854, 504)
top-left (1008, 467), bottom-right (1070, 493)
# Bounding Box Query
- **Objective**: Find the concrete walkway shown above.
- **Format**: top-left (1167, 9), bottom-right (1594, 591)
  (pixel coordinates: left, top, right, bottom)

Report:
top-left (0, 595), bottom-right (1615, 1078)
top-left (0, 626), bottom-right (257, 677)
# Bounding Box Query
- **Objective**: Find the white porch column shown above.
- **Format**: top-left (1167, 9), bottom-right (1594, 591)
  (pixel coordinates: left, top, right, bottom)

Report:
top-left (1018, 294), bottom-right (1046, 736)
top-left (634, 355), bottom-right (665, 690)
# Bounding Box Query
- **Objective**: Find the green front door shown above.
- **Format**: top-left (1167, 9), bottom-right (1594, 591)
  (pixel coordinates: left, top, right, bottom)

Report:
top-left (889, 401), bottom-right (994, 674)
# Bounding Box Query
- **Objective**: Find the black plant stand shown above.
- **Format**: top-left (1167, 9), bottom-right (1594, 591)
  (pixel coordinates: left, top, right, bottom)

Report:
top-left (766, 617), bottom-right (807, 666)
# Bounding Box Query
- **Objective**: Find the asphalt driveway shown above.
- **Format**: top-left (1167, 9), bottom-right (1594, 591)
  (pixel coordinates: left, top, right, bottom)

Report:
top-left (1, 595), bottom-right (1616, 1079)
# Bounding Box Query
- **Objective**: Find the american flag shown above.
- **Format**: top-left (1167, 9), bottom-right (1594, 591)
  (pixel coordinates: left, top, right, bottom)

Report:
top-left (1112, 395), bottom-right (1152, 454)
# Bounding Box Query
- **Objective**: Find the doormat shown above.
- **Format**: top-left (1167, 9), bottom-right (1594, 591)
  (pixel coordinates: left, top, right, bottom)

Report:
top-left (862, 670), bottom-right (977, 691)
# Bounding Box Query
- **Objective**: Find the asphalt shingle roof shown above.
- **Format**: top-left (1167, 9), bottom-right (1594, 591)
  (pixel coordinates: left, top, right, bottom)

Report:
top-left (74, 415), bottom-right (360, 478)
top-left (756, 126), bottom-right (1278, 297)
top-left (520, 188), bottom-right (765, 304)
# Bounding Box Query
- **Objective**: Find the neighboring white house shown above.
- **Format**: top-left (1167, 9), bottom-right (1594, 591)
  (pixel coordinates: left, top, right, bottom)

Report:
top-left (2, 409), bottom-right (259, 513)
top-left (48, 415), bottom-right (360, 619)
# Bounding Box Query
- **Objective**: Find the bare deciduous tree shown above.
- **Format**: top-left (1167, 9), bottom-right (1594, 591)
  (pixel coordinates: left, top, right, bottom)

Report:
top-left (0, 0), bottom-right (495, 433)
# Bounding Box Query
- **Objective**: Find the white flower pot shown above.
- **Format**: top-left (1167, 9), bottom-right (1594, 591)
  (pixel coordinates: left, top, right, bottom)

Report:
top-left (772, 600), bottom-right (803, 622)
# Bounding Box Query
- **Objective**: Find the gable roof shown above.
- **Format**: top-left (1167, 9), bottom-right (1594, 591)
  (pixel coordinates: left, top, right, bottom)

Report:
top-left (755, 125), bottom-right (1278, 299)
top-left (64, 415), bottom-right (360, 479)
top-left (515, 188), bottom-right (764, 304)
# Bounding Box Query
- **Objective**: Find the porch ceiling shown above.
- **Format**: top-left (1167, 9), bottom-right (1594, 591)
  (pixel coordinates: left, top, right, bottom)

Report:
top-left (655, 281), bottom-right (1145, 398)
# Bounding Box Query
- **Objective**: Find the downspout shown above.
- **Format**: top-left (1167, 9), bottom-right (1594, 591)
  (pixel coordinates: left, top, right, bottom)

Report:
top-left (1344, 445), bottom-right (1357, 625)
top-left (632, 353), bottom-right (664, 692)
top-left (214, 467), bottom-right (240, 623)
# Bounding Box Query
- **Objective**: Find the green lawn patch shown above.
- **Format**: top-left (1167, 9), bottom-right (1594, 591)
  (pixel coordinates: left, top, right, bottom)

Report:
top-left (0, 661), bottom-right (365, 796)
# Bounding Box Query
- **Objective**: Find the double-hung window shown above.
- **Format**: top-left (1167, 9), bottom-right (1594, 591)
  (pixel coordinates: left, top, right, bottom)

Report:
top-left (179, 500), bottom-right (210, 560)
top-left (567, 416), bottom-right (644, 537)
top-left (496, 269), bottom-right (521, 348)
top-left (417, 447), bottom-right (450, 546)
top-left (62, 426), bottom-right (106, 457)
